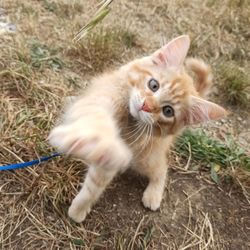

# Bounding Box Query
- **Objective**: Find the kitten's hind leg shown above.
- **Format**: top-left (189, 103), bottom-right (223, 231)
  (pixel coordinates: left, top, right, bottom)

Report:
top-left (68, 164), bottom-right (121, 223)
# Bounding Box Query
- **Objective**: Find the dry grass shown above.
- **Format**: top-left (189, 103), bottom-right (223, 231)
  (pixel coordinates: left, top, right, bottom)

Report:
top-left (67, 27), bottom-right (138, 74)
top-left (217, 61), bottom-right (250, 107)
top-left (1, 0), bottom-right (250, 249)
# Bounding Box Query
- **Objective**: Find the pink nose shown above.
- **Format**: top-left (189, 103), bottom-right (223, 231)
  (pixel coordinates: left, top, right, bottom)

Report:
top-left (141, 102), bottom-right (151, 113)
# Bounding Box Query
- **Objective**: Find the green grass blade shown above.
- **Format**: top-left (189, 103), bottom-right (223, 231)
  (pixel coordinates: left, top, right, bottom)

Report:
top-left (73, 0), bottom-right (114, 42)
top-left (176, 129), bottom-right (250, 171)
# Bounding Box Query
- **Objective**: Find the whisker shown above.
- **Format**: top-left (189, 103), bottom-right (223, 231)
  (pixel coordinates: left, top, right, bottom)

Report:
top-left (156, 121), bottom-right (163, 136)
top-left (145, 124), bottom-right (153, 158)
top-left (139, 124), bottom-right (149, 150)
top-left (122, 122), bottom-right (141, 136)
top-left (142, 124), bottom-right (151, 151)
top-left (147, 113), bottom-right (154, 125)
top-left (131, 124), bottom-right (147, 159)
top-left (133, 123), bottom-right (152, 159)
top-left (124, 122), bottom-right (141, 129)
top-left (147, 124), bottom-right (154, 155)
top-left (129, 122), bottom-right (147, 146)
top-left (123, 122), bottom-right (144, 140)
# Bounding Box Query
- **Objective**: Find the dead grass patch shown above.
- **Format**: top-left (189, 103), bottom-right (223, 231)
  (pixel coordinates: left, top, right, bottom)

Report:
top-left (217, 61), bottom-right (250, 107)
top-left (67, 28), bottom-right (138, 74)
top-left (42, 0), bottom-right (83, 19)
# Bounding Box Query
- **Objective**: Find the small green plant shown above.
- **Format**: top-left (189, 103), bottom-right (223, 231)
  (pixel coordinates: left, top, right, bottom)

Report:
top-left (42, 0), bottom-right (83, 18)
top-left (72, 238), bottom-right (85, 246)
top-left (30, 41), bottom-right (64, 71)
top-left (217, 62), bottom-right (250, 107)
top-left (42, 0), bottom-right (57, 12)
top-left (176, 129), bottom-right (250, 171)
top-left (120, 30), bottom-right (137, 48)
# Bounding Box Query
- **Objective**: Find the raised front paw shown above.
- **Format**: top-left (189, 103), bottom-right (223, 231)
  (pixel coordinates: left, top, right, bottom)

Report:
top-left (48, 121), bottom-right (132, 169)
top-left (142, 186), bottom-right (162, 211)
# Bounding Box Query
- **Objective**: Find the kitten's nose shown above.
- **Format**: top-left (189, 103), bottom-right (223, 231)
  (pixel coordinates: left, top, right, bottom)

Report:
top-left (141, 101), bottom-right (151, 113)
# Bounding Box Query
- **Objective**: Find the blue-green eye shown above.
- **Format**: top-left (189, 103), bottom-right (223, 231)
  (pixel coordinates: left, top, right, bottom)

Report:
top-left (148, 78), bottom-right (159, 92)
top-left (163, 105), bottom-right (174, 117)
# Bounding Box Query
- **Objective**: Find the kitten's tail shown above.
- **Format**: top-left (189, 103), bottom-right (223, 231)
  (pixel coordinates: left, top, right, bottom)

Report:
top-left (185, 58), bottom-right (213, 97)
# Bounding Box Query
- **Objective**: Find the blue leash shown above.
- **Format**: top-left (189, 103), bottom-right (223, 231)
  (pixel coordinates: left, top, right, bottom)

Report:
top-left (0, 152), bottom-right (61, 171)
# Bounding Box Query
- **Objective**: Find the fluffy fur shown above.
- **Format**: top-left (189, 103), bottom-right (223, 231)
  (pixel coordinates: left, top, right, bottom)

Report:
top-left (49, 35), bottom-right (227, 223)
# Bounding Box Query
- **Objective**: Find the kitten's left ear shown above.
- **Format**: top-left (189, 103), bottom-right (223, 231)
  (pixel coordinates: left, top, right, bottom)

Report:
top-left (185, 96), bottom-right (227, 125)
top-left (152, 35), bottom-right (190, 68)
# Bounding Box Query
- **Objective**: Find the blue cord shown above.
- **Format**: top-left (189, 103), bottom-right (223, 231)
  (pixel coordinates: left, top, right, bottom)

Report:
top-left (0, 152), bottom-right (61, 171)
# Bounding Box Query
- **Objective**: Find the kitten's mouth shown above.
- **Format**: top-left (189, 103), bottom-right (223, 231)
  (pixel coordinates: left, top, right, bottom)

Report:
top-left (129, 91), bottom-right (153, 124)
top-left (139, 102), bottom-right (151, 113)
top-left (135, 104), bottom-right (154, 125)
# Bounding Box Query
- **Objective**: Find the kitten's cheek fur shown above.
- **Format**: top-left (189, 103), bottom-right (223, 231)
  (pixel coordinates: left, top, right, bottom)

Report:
top-left (129, 88), bottom-right (144, 120)
top-left (129, 97), bottom-right (139, 120)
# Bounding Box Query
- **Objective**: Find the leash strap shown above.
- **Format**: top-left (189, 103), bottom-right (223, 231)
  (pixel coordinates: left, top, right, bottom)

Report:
top-left (0, 152), bottom-right (61, 171)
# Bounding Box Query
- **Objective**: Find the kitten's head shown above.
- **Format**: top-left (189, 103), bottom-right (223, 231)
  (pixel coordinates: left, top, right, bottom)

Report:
top-left (123, 35), bottom-right (226, 135)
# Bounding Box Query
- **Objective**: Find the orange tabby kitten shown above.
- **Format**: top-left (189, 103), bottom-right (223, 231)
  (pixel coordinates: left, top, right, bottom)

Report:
top-left (49, 35), bottom-right (226, 223)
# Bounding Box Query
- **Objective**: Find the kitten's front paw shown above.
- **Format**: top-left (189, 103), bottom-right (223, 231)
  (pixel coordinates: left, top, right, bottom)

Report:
top-left (48, 122), bottom-right (132, 169)
top-left (68, 200), bottom-right (91, 223)
top-left (142, 187), bottom-right (162, 211)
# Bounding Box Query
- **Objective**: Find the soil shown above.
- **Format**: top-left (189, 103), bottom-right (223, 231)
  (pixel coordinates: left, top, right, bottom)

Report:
top-left (81, 169), bottom-right (250, 249)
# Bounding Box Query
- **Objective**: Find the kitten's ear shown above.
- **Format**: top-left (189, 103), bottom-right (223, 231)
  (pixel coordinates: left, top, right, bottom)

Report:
top-left (185, 96), bottom-right (227, 125)
top-left (152, 35), bottom-right (190, 68)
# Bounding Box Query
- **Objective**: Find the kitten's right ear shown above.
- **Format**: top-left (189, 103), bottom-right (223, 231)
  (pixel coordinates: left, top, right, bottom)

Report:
top-left (152, 35), bottom-right (190, 68)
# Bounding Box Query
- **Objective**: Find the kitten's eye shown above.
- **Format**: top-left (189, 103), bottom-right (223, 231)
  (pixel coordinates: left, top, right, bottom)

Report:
top-left (148, 78), bottom-right (159, 92)
top-left (162, 105), bottom-right (174, 117)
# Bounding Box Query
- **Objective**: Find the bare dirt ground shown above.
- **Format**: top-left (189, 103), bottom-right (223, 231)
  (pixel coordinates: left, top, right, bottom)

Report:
top-left (0, 0), bottom-right (249, 249)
